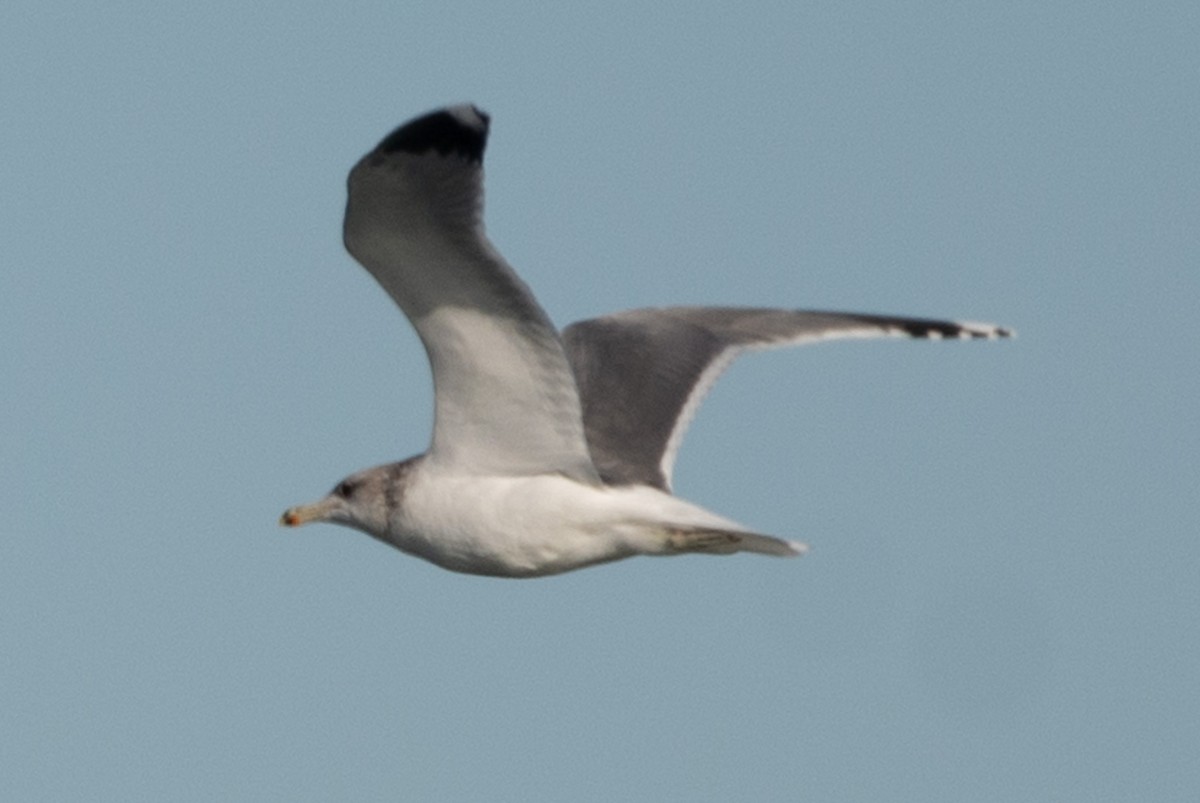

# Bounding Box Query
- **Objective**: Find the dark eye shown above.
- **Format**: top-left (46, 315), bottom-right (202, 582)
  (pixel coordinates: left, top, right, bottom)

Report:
top-left (335, 480), bottom-right (357, 499)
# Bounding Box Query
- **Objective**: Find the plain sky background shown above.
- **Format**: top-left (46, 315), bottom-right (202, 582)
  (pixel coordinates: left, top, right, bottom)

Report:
top-left (3, 2), bottom-right (1197, 800)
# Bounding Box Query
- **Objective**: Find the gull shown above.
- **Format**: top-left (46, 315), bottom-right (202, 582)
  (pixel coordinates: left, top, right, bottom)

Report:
top-left (280, 104), bottom-right (1012, 578)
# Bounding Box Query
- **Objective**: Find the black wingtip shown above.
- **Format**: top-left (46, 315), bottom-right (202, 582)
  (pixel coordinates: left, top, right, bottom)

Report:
top-left (376, 104), bottom-right (490, 163)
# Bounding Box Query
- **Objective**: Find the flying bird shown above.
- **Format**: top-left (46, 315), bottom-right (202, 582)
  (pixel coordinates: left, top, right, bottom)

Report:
top-left (280, 104), bottom-right (1011, 577)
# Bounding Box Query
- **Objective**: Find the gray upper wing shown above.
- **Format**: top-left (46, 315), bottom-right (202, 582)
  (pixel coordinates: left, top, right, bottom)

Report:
top-left (562, 307), bottom-right (1012, 491)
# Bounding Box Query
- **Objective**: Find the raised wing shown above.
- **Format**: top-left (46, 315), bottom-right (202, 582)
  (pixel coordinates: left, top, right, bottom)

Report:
top-left (562, 307), bottom-right (1012, 491)
top-left (343, 105), bottom-right (598, 483)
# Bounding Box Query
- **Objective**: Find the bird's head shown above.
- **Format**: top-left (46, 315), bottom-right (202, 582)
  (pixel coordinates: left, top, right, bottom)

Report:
top-left (280, 461), bottom-right (412, 540)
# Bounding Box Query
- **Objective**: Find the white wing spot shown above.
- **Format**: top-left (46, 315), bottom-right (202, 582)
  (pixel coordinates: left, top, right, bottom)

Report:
top-left (446, 104), bottom-right (488, 131)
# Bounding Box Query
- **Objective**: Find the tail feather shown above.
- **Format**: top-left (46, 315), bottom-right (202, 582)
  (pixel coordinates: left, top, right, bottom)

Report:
top-left (666, 527), bottom-right (808, 557)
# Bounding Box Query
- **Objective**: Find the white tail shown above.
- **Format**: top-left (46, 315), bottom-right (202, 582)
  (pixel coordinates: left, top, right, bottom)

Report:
top-left (665, 527), bottom-right (808, 557)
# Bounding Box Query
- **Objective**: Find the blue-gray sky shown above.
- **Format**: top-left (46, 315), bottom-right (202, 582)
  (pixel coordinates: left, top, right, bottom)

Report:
top-left (4, 2), bottom-right (1197, 800)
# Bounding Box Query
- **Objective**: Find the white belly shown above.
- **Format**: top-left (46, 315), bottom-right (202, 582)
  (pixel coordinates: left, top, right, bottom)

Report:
top-left (384, 469), bottom-right (740, 577)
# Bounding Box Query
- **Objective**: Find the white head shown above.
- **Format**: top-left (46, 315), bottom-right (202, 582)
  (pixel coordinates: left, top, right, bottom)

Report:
top-left (280, 460), bottom-right (415, 542)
